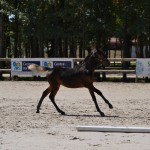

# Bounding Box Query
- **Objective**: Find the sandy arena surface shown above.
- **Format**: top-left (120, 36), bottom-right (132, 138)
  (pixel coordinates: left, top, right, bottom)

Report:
top-left (0, 81), bottom-right (150, 150)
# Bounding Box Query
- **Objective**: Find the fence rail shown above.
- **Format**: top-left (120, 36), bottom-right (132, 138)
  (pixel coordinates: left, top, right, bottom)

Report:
top-left (0, 58), bottom-right (137, 81)
top-left (0, 58), bottom-right (11, 61)
top-left (0, 58), bottom-right (11, 79)
top-left (73, 58), bottom-right (136, 62)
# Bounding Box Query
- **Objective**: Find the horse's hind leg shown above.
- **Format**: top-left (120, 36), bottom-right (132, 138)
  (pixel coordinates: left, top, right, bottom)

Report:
top-left (49, 86), bottom-right (65, 115)
top-left (89, 89), bottom-right (105, 117)
top-left (37, 86), bottom-right (51, 113)
top-left (93, 86), bottom-right (113, 109)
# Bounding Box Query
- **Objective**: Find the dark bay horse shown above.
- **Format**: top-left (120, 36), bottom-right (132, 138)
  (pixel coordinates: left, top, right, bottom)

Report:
top-left (28, 50), bottom-right (113, 116)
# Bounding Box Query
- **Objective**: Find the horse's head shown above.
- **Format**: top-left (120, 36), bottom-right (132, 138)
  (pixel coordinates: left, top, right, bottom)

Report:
top-left (91, 50), bottom-right (110, 67)
top-left (82, 49), bottom-right (110, 70)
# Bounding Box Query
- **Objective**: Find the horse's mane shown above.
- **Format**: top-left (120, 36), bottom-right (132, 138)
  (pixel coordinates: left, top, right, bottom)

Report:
top-left (83, 51), bottom-right (95, 63)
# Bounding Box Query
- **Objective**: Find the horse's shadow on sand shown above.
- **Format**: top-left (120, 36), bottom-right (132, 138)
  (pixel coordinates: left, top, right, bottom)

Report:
top-left (41, 112), bottom-right (147, 119)
top-left (41, 112), bottom-right (118, 118)
top-left (65, 114), bottom-right (118, 118)
top-left (68, 114), bottom-right (148, 119)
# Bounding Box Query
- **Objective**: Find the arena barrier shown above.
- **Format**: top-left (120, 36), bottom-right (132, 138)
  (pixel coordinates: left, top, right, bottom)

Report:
top-left (0, 57), bottom-right (150, 82)
top-left (77, 126), bottom-right (150, 133)
top-left (11, 58), bottom-right (73, 77)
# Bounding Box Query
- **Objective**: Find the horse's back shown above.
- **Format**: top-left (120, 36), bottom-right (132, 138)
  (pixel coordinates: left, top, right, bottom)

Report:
top-left (60, 68), bottom-right (93, 88)
top-left (47, 67), bottom-right (93, 88)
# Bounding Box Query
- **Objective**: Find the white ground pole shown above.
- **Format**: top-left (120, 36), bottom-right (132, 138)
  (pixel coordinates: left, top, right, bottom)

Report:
top-left (77, 126), bottom-right (150, 133)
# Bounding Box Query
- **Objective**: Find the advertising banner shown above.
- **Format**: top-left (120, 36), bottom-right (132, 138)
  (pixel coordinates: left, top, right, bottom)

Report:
top-left (11, 58), bottom-right (73, 77)
top-left (22, 61), bottom-right (40, 71)
top-left (136, 59), bottom-right (150, 77)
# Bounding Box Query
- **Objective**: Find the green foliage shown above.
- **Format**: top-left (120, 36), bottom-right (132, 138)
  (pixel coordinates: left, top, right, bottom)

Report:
top-left (1, 0), bottom-right (150, 58)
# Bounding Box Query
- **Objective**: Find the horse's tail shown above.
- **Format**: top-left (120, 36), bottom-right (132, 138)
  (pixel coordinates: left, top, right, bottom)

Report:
top-left (28, 64), bottom-right (51, 73)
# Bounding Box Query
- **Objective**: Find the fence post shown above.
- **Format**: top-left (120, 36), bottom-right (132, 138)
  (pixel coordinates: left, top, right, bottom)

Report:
top-left (135, 74), bottom-right (138, 82)
top-left (122, 73), bottom-right (127, 81)
top-left (0, 64), bottom-right (2, 79)
top-left (102, 72), bottom-right (106, 81)
top-left (122, 60), bottom-right (129, 82)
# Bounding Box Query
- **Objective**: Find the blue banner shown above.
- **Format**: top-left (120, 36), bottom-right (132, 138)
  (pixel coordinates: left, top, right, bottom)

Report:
top-left (11, 58), bottom-right (73, 76)
top-left (53, 61), bottom-right (72, 68)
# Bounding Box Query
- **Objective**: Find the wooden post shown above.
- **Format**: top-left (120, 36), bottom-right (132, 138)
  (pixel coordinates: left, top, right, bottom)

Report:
top-left (102, 72), bottom-right (106, 81)
top-left (122, 73), bottom-right (127, 81)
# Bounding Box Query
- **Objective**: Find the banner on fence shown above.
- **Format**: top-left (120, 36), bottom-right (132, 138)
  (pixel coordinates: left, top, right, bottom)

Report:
top-left (136, 59), bottom-right (150, 77)
top-left (11, 58), bottom-right (73, 77)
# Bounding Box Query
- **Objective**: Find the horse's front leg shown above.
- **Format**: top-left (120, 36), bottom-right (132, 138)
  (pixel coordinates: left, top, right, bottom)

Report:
top-left (89, 89), bottom-right (105, 117)
top-left (37, 86), bottom-right (51, 113)
top-left (93, 86), bottom-right (113, 109)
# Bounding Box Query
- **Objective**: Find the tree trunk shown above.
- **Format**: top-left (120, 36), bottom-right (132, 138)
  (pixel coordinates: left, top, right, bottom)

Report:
top-left (25, 43), bottom-right (28, 58)
top-left (63, 38), bottom-right (68, 57)
top-left (48, 39), bottom-right (55, 57)
top-left (122, 33), bottom-right (131, 69)
top-left (123, 30), bottom-right (131, 58)
top-left (0, 12), bottom-right (2, 58)
top-left (58, 38), bottom-right (63, 57)
top-left (122, 28), bottom-right (132, 82)
top-left (79, 40), bottom-right (83, 58)
top-left (54, 38), bottom-right (59, 57)
top-left (38, 38), bottom-right (44, 58)
top-left (31, 37), bottom-right (38, 58)
top-left (69, 38), bottom-right (76, 57)
top-left (0, 12), bottom-right (2, 79)
top-left (96, 33), bottom-right (102, 50)
top-left (14, 0), bottom-right (19, 58)
top-left (6, 36), bottom-right (11, 57)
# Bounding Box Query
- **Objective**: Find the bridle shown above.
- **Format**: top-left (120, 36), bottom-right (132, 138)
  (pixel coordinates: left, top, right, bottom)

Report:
top-left (91, 51), bottom-right (107, 64)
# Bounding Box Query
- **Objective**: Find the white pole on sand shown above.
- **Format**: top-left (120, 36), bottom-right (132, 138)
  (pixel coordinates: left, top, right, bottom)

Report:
top-left (77, 126), bottom-right (150, 133)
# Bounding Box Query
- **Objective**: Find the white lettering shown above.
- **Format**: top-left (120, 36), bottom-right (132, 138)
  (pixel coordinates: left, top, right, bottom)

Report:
top-left (23, 62), bottom-right (31, 66)
top-left (54, 62), bottom-right (65, 66)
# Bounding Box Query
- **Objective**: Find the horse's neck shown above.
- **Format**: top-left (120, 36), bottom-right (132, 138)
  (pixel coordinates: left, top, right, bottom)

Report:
top-left (74, 56), bottom-right (95, 73)
top-left (79, 59), bottom-right (95, 73)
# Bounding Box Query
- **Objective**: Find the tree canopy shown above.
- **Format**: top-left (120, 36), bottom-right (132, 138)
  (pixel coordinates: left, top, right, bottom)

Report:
top-left (0, 0), bottom-right (150, 58)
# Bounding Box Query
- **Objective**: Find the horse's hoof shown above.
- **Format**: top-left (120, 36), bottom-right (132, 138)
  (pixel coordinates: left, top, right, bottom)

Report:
top-left (100, 112), bottom-right (105, 117)
top-left (36, 110), bottom-right (40, 113)
top-left (60, 111), bottom-right (66, 115)
top-left (109, 104), bottom-right (113, 109)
